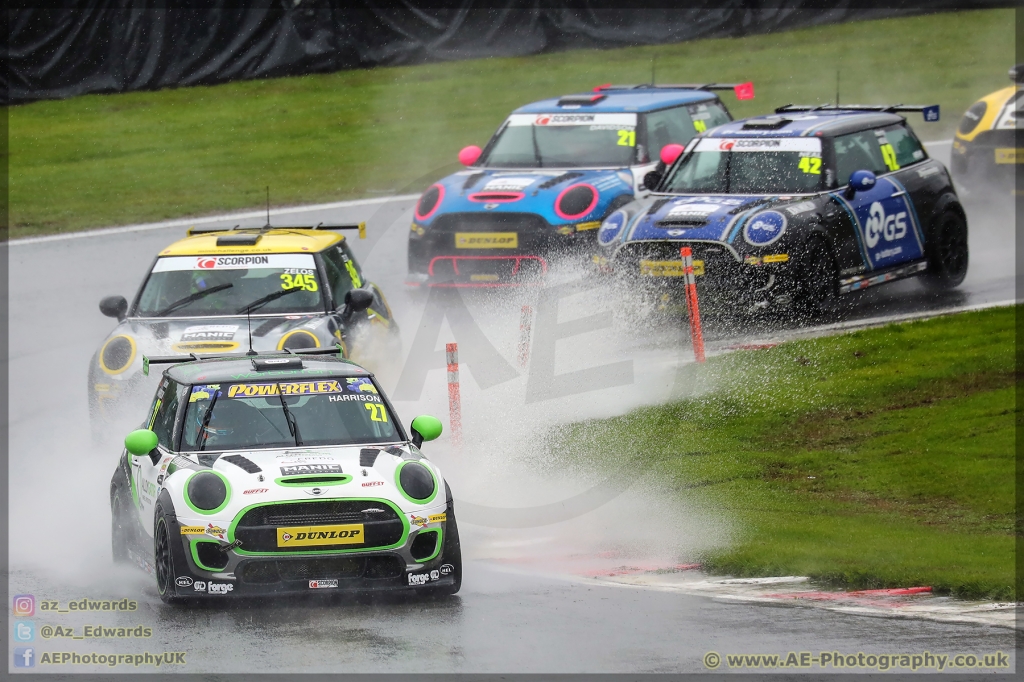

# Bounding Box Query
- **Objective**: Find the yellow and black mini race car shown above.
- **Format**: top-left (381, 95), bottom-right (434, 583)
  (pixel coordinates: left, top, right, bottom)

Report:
top-left (951, 65), bottom-right (1022, 193)
top-left (90, 225), bottom-right (400, 441)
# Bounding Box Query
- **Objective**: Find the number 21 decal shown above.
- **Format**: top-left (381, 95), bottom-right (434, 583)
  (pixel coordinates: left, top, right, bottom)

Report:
top-left (617, 129), bottom-right (636, 146)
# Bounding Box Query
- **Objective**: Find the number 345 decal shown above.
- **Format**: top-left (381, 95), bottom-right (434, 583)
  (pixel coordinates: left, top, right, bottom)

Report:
top-left (280, 273), bottom-right (318, 291)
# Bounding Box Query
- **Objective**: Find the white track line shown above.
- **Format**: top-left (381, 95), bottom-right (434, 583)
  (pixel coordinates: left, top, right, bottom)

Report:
top-left (7, 193), bottom-right (421, 247)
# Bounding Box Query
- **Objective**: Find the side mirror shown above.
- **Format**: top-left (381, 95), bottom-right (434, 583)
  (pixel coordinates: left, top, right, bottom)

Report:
top-left (660, 143), bottom-right (685, 165)
top-left (100, 295), bottom-right (128, 322)
top-left (342, 288), bottom-right (374, 319)
top-left (125, 429), bottom-right (158, 457)
top-left (409, 415), bottom-right (443, 448)
top-left (845, 170), bottom-right (876, 199)
top-left (458, 145), bottom-right (482, 166)
top-left (643, 170), bottom-right (662, 191)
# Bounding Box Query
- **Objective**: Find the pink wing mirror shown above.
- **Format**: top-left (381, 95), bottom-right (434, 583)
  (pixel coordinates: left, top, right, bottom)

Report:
top-left (660, 143), bottom-right (685, 166)
top-left (459, 145), bottom-right (482, 166)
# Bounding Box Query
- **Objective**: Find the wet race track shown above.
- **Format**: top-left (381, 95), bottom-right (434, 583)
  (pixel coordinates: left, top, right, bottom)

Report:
top-left (6, 142), bottom-right (1020, 674)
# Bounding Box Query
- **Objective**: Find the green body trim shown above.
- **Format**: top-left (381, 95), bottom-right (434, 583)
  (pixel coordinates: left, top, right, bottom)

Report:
top-left (394, 460), bottom-right (438, 505)
top-left (182, 470), bottom-right (232, 516)
top-left (411, 528), bottom-right (443, 563)
top-left (189, 538), bottom-right (227, 573)
top-left (227, 497), bottom-right (410, 557)
top-left (274, 474), bottom-right (353, 487)
top-left (129, 460), bottom-right (140, 509)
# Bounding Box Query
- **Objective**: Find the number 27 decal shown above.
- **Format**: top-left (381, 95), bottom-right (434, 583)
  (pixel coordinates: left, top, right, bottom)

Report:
top-left (364, 403), bottom-right (388, 422)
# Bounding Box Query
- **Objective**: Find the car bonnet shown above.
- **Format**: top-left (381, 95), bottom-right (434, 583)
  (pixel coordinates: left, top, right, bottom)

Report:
top-left (619, 194), bottom-right (777, 244)
top-left (416, 168), bottom-right (633, 227)
top-left (165, 443), bottom-right (445, 523)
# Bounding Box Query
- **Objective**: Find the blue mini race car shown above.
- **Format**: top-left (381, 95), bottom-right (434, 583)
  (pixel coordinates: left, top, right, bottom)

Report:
top-left (407, 83), bottom-right (754, 287)
top-left (594, 103), bottom-right (967, 315)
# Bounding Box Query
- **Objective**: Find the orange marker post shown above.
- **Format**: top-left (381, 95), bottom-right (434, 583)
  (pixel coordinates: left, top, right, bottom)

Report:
top-left (446, 343), bottom-right (462, 448)
top-left (680, 247), bottom-right (706, 363)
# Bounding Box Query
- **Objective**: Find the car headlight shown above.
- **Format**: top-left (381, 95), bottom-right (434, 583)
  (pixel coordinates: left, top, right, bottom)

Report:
top-left (415, 184), bottom-right (444, 221)
top-left (957, 101), bottom-right (987, 137)
top-left (185, 471), bottom-right (231, 514)
top-left (396, 461), bottom-right (437, 503)
top-left (598, 209), bottom-right (628, 247)
top-left (99, 335), bottom-right (137, 375)
top-left (278, 329), bottom-right (320, 350)
top-left (555, 183), bottom-right (598, 220)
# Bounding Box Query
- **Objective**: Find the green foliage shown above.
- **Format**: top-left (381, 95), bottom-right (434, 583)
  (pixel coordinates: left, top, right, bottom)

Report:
top-left (552, 307), bottom-right (1017, 599)
top-left (9, 9), bottom-right (1014, 237)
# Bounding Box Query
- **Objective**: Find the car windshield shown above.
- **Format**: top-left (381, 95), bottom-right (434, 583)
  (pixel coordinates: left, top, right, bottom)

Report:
top-left (480, 112), bottom-right (638, 168)
top-left (662, 137), bottom-right (824, 194)
top-left (136, 254), bottom-right (323, 317)
top-left (180, 377), bottom-right (399, 451)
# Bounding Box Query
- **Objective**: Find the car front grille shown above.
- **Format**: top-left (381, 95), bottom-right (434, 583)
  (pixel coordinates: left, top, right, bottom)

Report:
top-left (612, 241), bottom-right (768, 305)
top-left (234, 501), bottom-right (405, 553)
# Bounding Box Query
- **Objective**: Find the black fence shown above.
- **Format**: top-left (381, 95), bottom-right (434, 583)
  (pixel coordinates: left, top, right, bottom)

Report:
top-left (4, 1), bottom-right (1010, 104)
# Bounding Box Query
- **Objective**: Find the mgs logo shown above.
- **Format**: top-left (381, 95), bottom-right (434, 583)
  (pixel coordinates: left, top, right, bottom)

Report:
top-left (864, 201), bottom-right (908, 248)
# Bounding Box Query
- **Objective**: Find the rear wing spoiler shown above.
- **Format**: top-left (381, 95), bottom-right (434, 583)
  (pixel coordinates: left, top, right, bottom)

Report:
top-left (186, 222), bottom-right (367, 238)
top-left (142, 345), bottom-right (347, 375)
top-left (593, 83), bottom-right (754, 99)
top-left (774, 104), bottom-right (940, 121)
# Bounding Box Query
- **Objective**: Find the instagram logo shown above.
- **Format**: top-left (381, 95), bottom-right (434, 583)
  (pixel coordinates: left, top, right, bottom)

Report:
top-left (12, 595), bottom-right (35, 617)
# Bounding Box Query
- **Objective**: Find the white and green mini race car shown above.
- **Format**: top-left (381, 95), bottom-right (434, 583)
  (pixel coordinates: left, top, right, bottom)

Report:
top-left (109, 349), bottom-right (460, 602)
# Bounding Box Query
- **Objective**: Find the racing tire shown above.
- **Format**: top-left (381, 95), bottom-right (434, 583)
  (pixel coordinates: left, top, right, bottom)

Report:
top-left (153, 502), bottom-right (185, 605)
top-left (922, 210), bottom-right (969, 291)
top-left (110, 480), bottom-right (134, 565)
top-left (423, 507), bottom-right (462, 597)
top-left (792, 236), bottom-right (839, 319)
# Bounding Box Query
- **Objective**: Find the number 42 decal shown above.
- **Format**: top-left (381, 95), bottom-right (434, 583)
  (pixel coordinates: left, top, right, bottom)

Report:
top-left (798, 157), bottom-right (822, 174)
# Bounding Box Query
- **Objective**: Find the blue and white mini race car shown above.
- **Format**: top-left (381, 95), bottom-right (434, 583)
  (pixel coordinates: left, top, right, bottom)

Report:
top-left (407, 83), bottom-right (754, 286)
top-left (594, 104), bottom-right (967, 315)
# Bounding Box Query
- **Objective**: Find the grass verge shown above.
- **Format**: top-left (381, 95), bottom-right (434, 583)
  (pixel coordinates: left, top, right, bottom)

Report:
top-left (551, 307), bottom-right (1017, 600)
top-left (8, 8), bottom-right (1015, 238)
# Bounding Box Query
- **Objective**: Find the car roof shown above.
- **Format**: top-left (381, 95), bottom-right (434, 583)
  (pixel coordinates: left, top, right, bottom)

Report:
top-left (165, 355), bottom-right (371, 385)
top-left (514, 88), bottom-right (719, 114)
top-left (706, 110), bottom-right (906, 138)
top-left (159, 229), bottom-right (345, 257)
